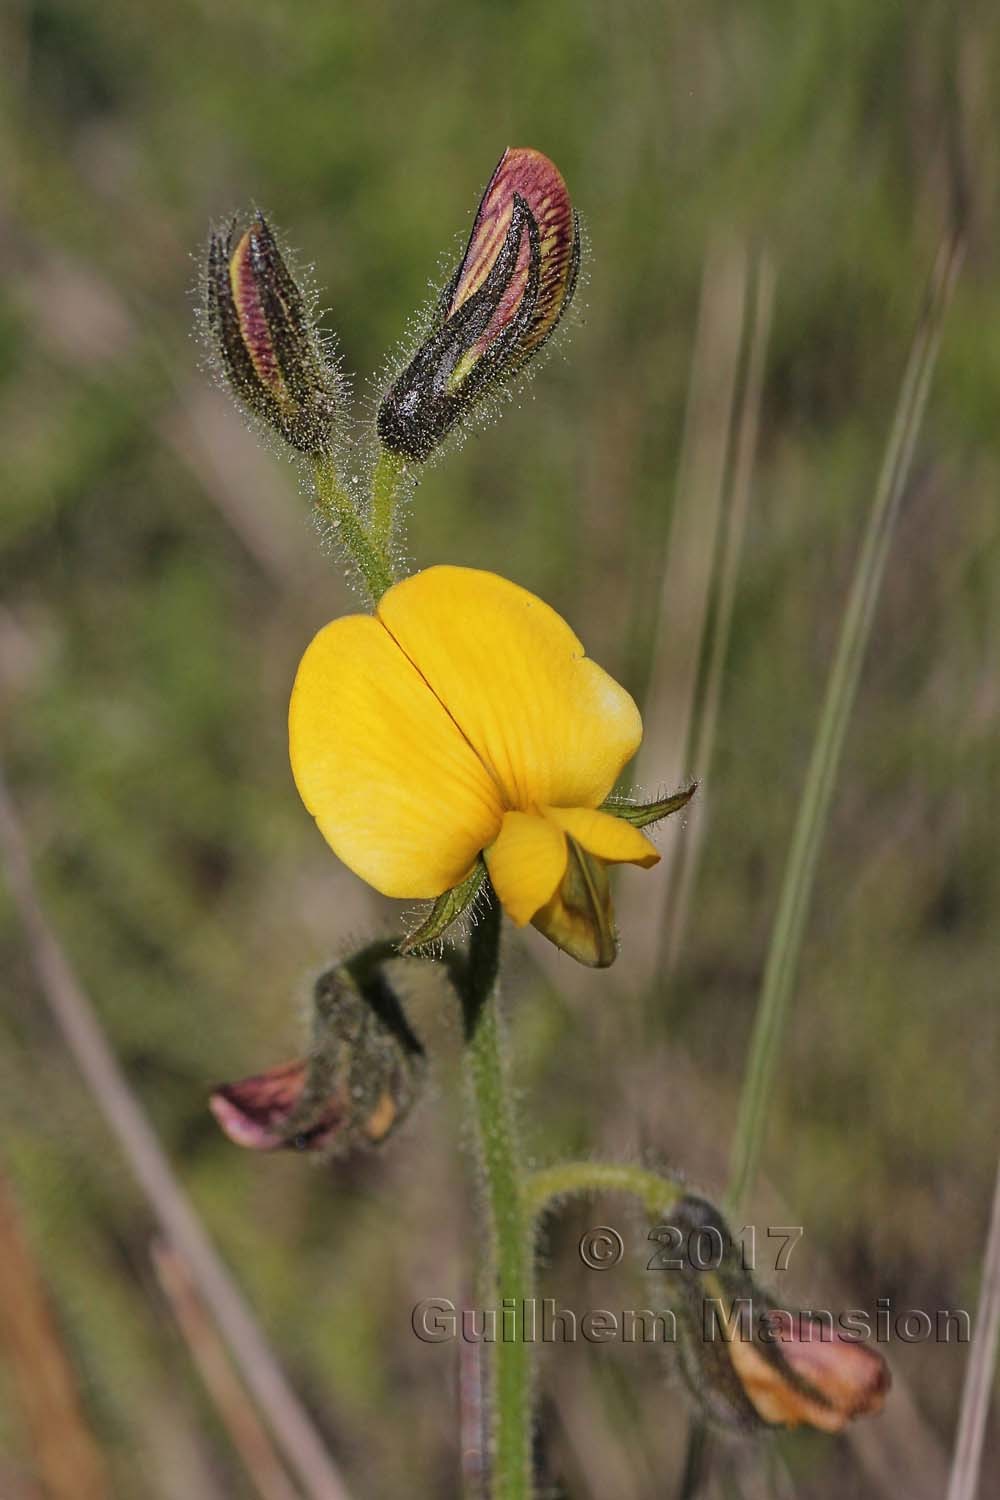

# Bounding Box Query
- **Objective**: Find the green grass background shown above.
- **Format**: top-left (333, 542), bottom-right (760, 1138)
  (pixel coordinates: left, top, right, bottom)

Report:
top-left (1, 1), bottom-right (998, 1495)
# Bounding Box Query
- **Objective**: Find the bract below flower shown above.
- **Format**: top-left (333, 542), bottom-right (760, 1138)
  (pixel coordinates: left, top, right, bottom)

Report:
top-left (288, 566), bottom-right (659, 965)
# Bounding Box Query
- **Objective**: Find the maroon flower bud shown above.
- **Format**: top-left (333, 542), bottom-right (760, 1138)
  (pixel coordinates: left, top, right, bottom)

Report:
top-left (205, 213), bottom-right (342, 453)
top-left (377, 147), bottom-right (580, 461)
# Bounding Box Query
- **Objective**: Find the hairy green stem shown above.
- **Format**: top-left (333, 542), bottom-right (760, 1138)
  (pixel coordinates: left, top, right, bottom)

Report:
top-left (524, 1161), bottom-right (685, 1223)
top-left (312, 454), bottom-right (393, 602)
top-left (725, 238), bottom-right (962, 1218)
top-left (370, 445), bottom-right (409, 555)
top-left (464, 901), bottom-right (533, 1500)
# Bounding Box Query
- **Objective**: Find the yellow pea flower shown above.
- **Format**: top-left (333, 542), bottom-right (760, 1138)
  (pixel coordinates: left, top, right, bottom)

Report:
top-left (289, 566), bottom-right (664, 966)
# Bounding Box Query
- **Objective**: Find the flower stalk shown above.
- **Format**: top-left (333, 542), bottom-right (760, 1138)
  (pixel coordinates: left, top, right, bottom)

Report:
top-left (524, 1160), bottom-right (685, 1223)
top-left (369, 446), bottom-right (409, 556)
top-left (462, 899), bottom-right (533, 1500)
top-left (312, 454), bottom-right (394, 603)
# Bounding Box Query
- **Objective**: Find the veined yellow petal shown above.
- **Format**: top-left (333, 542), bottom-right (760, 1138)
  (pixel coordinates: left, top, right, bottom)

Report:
top-left (542, 806), bottom-right (660, 868)
top-left (289, 615), bottom-right (503, 898)
top-left (484, 811), bottom-right (567, 925)
top-left (377, 566), bottom-right (642, 810)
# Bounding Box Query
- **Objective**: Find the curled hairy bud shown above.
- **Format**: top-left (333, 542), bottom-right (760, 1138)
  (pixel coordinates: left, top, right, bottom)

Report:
top-left (210, 943), bottom-right (424, 1155)
top-left (666, 1196), bottom-right (890, 1435)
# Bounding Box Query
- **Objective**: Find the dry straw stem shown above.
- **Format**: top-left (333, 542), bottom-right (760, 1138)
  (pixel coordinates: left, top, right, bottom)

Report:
top-left (625, 240), bottom-right (748, 990)
top-left (0, 765), bottom-right (353, 1500)
top-left (726, 233), bottom-right (964, 1217)
top-left (152, 1241), bottom-right (302, 1500)
top-left (945, 1150), bottom-right (1000, 1500)
top-left (639, 239), bottom-right (747, 799)
top-left (548, 1361), bottom-right (649, 1500)
top-left (0, 1162), bottom-right (110, 1500)
top-left (459, 1309), bottom-right (488, 1498)
top-left (660, 255), bottom-right (777, 972)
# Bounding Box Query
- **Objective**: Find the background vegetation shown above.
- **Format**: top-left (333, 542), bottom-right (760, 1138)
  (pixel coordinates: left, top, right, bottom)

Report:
top-left (1, 1), bottom-right (998, 1495)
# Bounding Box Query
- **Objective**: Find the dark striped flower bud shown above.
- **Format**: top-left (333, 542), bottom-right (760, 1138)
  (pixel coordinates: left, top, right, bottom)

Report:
top-left (209, 944), bottom-right (424, 1155)
top-left (205, 213), bottom-right (342, 453)
top-left (377, 147), bottom-right (580, 461)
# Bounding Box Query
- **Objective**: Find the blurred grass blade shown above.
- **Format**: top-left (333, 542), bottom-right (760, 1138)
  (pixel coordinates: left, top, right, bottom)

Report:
top-left (726, 236), bottom-right (963, 1215)
top-left (153, 1241), bottom-right (302, 1500)
top-left (627, 240), bottom-right (748, 987)
top-left (945, 1151), bottom-right (1000, 1500)
top-left (662, 254), bottom-right (776, 972)
top-left (0, 1163), bottom-right (110, 1500)
top-left (638, 238), bottom-right (747, 798)
top-left (0, 765), bottom-right (354, 1500)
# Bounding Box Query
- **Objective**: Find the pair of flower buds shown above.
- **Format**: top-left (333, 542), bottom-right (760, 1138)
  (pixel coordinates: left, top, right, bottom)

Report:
top-left (206, 147), bottom-right (580, 462)
top-left (212, 949), bottom-right (888, 1439)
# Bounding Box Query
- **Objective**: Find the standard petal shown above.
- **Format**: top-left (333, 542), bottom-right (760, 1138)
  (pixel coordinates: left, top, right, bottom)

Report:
top-left (542, 806), bottom-right (660, 868)
top-left (378, 566), bottom-right (643, 810)
top-left (289, 615), bottom-right (503, 898)
top-left (484, 811), bottom-right (567, 925)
